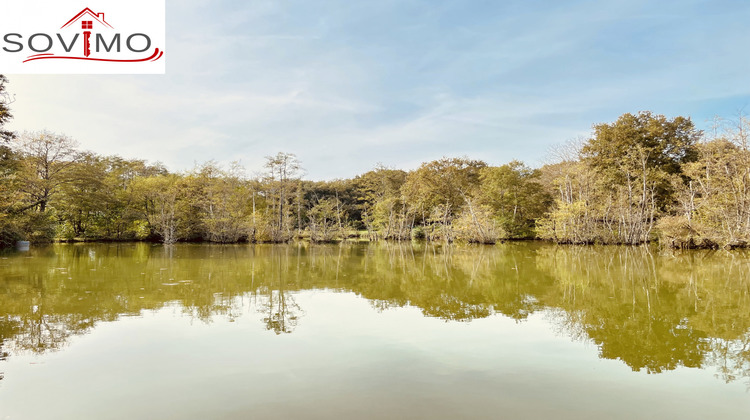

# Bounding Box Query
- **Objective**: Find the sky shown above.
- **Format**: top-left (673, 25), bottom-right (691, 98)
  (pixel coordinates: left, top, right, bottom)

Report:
top-left (6, 0), bottom-right (750, 180)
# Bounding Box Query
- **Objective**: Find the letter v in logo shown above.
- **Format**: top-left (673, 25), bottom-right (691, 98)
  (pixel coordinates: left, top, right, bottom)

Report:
top-left (56, 33), bottom-right (79, 53)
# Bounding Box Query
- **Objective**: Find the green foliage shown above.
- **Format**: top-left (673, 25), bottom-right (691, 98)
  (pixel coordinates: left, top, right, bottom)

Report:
top-left (541, 112), bottom-right (703, 245)
top-left (307, 198), bottom-right (344, 242)
top-left (0, 75), bottom-right (18, 247)
top-left (411, 226), bottom-right (426, 240)
top-left (654, 215), bottom-right (713, 249)
top-left (12, 131), bottom-right (80, 213)
top-left (15, 211), bottom-right (56, 243)
top-left (453, 202), bottom-right (502, 244)
top-left (478, 161), bottom-right (551, 238)
top-left (353, 166), bottom-right (409, 240)
top-left (663, 116), bottom-right (750, 248)
top-left (131, 175), bottom-right (181, 243)
top-left (0, 74), bottom-right (14, 142)
top-left (402, 157), bottom-right (486, 224)
top-left (189, 161), bottom-right (252, 243)
top-left (583, 111), bottom-right (700, 185)
top-left (536, 199), bottom-right (594, 244)
top-left (0, 217), bottom-right (22, 248)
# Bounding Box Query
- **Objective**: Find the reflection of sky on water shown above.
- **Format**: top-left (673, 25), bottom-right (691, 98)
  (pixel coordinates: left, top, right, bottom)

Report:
top-left (1, 291), bottom-right (747, 420)
top-left (1, 242), bottom-right (750, 419)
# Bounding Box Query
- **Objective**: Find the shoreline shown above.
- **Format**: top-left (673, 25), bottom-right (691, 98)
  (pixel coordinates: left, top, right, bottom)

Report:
top-left (4, 237), bottom-right (747, 252)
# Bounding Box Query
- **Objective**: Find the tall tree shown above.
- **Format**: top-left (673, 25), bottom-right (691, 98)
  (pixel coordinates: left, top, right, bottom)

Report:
top-left (0, 75), bottom-right (22, 246)
top-left (263, 152), bottom-right (302, 242)
top-left (13, 131), bottom-right (80, 212)
top-left (583, 111), bottom-right (701, 207)
top-left (0, 74), bottom-right (17, 209)
top-left (0, 75), bottom-right (13, 142)
top-left (131, 175), bottom-right (180, 244)
top-left (56, 153), bottom-right (109, 238)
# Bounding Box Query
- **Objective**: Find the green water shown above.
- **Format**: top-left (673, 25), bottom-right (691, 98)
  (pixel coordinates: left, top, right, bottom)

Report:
top-left (0, 242), bottom-right (748, 419)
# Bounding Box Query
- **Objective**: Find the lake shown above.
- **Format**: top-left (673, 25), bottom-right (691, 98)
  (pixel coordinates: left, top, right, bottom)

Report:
top-left (0, 242), bottom-right (748, 419)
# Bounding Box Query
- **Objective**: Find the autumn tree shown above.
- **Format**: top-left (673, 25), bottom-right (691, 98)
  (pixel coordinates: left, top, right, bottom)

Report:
top-left (131, 175), bottom-right (181, 244)
top-left (541, 112), bottom-right (701, 245)
top-left (659, 114), bottom-right (750, 248)
top-left (56, 153), bottom-right (109, 239)
top-left (0, 75), bottom-right (13, 142)
top-left (0, 75), bottom-right (19, 246)
top-left (584, 112), bottom-right (700, 240)
top-left (307, 198), bottom-right (345, 242)
top-left (353, 165), bottom-right (408, 240)
top-left (98, 157), bottom-right (167, 239)
top-left (536, 159), bottom-right (599, 244)
top-left (13, 131), bottom-right (80, 213)
top-left (190, 161), bottom-right (252, 243)
top-left (478, 161), bottom-right (551, 238)
top-left (401, 157), bottom-right (486, 241)
top-left (263, 152), bottom-right (302, 242)
top-left (584, 112), bottom-right (699, 187)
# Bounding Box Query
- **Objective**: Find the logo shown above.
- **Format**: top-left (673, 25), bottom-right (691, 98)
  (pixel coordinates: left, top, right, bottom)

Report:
top-left (0, 1), bottom-right (165, 74)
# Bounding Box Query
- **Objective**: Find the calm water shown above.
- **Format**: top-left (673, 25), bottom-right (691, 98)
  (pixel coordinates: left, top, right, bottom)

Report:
top-left (0, 242), bottom-right (748, 419)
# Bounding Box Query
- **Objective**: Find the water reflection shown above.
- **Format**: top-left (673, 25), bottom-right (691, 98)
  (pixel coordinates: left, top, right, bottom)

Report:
top-left (0, 242), bottom-right (749, 385)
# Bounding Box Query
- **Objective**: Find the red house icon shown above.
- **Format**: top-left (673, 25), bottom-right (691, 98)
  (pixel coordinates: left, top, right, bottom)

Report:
top-left (60, 8), bottom-right (113, 30)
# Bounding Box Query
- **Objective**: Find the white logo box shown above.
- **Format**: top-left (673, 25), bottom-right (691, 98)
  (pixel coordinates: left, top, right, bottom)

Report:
top-left (0, 0), bottom-right (165, 74)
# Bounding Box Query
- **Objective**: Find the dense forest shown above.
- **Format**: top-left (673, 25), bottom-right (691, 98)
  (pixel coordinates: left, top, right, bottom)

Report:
top-left (1, 74), bottom-right (749, 249)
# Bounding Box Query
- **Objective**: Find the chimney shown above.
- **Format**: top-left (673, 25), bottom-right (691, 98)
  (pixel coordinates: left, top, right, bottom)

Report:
top-left (98, 13), bottom-right (104, 20)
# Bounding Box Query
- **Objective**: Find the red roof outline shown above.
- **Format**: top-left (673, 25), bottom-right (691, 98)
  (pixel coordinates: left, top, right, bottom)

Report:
top-left (60, 8), bottom-right (113, 29)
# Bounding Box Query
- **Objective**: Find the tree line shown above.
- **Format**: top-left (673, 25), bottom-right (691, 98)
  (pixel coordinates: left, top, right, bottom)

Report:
top-left (1, 74), bottom-right (749, 248)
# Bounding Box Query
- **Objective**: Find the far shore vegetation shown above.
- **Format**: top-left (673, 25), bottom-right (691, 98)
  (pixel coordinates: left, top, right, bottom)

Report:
top-left (1, 74), bottom-right (749, 249)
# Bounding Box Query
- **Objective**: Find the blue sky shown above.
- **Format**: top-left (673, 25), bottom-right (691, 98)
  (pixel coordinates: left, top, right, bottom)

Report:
top-left (7, 0), bottom-right (750, 179)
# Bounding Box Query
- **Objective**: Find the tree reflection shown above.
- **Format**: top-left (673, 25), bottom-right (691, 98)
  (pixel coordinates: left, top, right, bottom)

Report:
top-left (705, 334), bottom-right (750, 385)
top-left (259, 289), bottom-right (301, 335)
top-left (0, 242), bottom-right (749, 385)
top-left (258, 249), bottom-right (302, 334)
top-left (0, 343), bottom-right (6, 380)
top-left (0, 317), bottom-right (21, 382)
top-left (535, 245), bottom-right (750, 383)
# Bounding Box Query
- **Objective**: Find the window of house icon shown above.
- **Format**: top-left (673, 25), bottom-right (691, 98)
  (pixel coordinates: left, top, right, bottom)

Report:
top-left (82, 21), bottom-right (93, 29)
